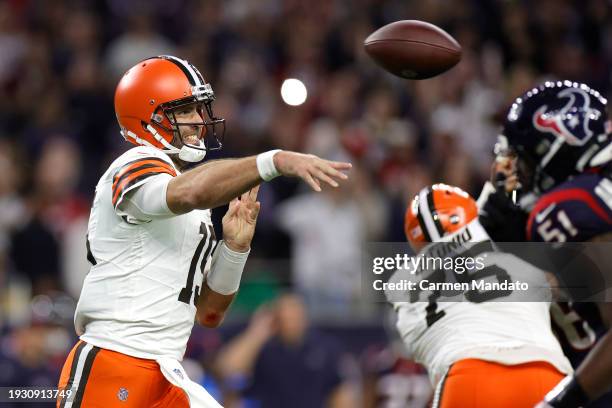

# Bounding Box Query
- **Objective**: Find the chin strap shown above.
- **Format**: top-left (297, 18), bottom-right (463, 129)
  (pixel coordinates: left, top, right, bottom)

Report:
top-left (121, 126), bottom-right (206, 163)
top-left (178, 144), bottom-right (206, 162)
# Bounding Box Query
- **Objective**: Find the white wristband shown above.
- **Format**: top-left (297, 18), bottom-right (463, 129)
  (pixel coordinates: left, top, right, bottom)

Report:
top-left (256, 149), bottom-right (282, 181)
top-left (206, 241), bottom-right (250, 295)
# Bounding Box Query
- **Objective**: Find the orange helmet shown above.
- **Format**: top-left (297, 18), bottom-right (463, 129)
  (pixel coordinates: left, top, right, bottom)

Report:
top-left (114, 55), bottom-right (224, 162)
top-left (404, 183), bottom-right (478, 244)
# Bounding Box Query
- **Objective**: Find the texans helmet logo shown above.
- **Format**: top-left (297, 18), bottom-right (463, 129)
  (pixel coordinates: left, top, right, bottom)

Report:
top-left (532, 88), bottom-right (599, 146)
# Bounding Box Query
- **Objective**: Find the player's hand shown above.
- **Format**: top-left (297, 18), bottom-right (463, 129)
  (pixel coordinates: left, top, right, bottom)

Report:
top-left (491, 154), bottom-right (520, 193)
top-left (479, 187), bottom-right (528, 241)
top-left (274, 151), bottom-right (352, 192)
top-left (222, 186), bottom-right (260, 252)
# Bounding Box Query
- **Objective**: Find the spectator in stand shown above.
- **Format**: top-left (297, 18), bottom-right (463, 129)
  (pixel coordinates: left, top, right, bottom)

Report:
top-left (0, 293), bottom-right (74, 408)
top-left (276, 166), bottom-right (367, 318)
top-left (105, 11), bottom-right (175, 79)
top-left (11, 138), bottom-right (89, 296)
top-left (215, 293), bottom-right (355, 408)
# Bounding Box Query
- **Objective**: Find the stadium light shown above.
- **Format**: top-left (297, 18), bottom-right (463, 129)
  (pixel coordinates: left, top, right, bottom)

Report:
top-left (280, 78), bottom-right (307, 106)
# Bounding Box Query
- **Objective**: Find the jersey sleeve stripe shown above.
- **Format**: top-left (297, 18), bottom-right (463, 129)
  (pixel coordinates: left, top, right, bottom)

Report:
top-left (527, 188), bottom-right (612, 240)
top-left (111, 158), bottom-right (176, 207)
top-left (112, 166), bottom-right (176, 207)
top-left (112, 162), bottom-right (176, 193)
top-left (112, 158), bottom-right (176, 189)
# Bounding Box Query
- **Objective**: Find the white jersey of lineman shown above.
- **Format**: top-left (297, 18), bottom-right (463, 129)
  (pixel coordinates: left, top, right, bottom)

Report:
top-left (389, 220), bottom-right (572, 386)
top-left (75, 146), bottom-right (215, 360)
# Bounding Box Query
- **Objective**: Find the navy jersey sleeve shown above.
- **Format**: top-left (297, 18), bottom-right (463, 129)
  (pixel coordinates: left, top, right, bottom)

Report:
top-left (527, 174), bottom-right (612, 243)
top-left (527, 174), bottom-right (612, 388)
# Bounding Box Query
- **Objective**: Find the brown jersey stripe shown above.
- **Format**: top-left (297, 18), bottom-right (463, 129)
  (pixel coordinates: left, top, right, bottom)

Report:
top-left (112, 166), bottom-right (176, 207)
top-left (112, 163), bottom-right (176, 195)
top-left (114, 157), bottom-right (174, 179)
top-left (112, 158), bottom-right (176, 191)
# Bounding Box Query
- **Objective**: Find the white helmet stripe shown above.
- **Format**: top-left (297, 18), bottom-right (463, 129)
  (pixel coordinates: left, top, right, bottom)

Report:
top-left (188, 61), bottom-right (206, 85)
top-left (418, 188), bottom-right (442, 241)
top-left (161, 55), bottom-right (202, 87)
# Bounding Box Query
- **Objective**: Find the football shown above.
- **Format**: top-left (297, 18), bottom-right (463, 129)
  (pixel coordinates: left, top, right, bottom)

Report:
top-left (364, 20), bottom-right (462, 80)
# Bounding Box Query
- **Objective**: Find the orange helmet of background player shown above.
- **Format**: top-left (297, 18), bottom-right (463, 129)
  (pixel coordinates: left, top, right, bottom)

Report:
top-left (404, 184), bottom-right (478, 245)
top-left (114, 55), bottom-right (224, 162)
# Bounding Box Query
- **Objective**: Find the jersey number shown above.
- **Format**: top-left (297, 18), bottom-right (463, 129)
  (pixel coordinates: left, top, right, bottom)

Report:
top-left (412, 264), bottom-right (513, 328)
top-left (550, 302), bottom-right (597, 350)
top-left (537, 210), bottom-right (578, 242)
top-left (178, 223), bottom-right (216, 306)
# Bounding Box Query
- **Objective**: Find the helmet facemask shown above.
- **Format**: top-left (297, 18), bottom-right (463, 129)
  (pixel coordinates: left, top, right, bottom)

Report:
top-left (149, 84), bottom-right (225, 163)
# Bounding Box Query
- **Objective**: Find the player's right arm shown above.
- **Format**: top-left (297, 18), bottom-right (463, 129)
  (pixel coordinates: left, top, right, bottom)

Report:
top-left (167, 151), bottom-right (351, 213)
top-left (541, 305), bottom-right (612, 408)
top-left (570, 328), bottom-right (612, 403)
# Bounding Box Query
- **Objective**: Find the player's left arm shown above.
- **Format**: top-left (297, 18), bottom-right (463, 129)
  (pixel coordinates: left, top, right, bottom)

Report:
top-left (540, 312), bottom-right (612, 408)
top-left (195, 186), bottom-right (260, 327)
top-left (569, 232), bottom-right (612, 401)
top-left (538, 231), bottom-right (612, 407)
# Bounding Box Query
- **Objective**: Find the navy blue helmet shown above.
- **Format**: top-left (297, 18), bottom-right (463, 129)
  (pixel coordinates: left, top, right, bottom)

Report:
top-left (499, 80), bottom-right (611, 194)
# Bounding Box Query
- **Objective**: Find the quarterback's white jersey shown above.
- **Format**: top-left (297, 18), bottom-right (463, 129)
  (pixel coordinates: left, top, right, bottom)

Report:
top-left (75, 146), bottom-right (215, 360)
top-left (388, 221), bottom-right (572, 386)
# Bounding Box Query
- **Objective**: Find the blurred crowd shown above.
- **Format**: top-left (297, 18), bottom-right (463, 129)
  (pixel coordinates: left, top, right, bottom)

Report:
top-left (0, 0), bottom-right (610, 406)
